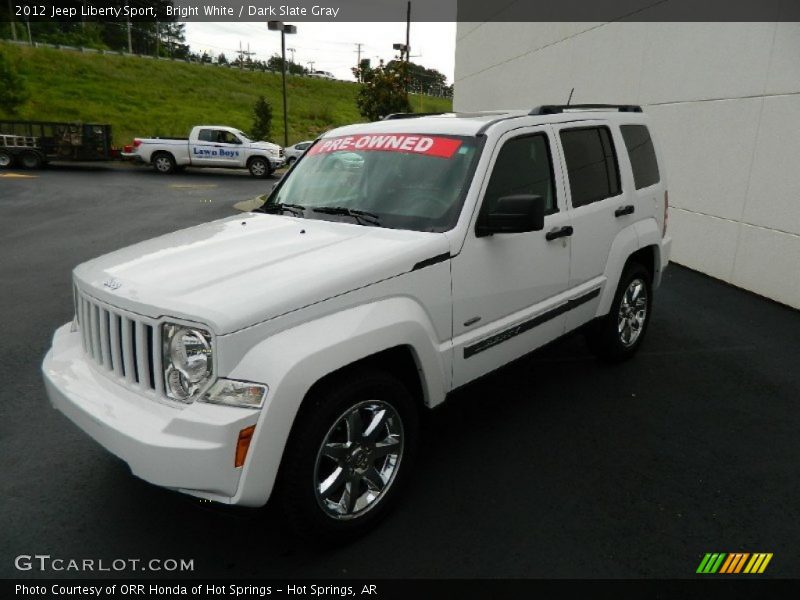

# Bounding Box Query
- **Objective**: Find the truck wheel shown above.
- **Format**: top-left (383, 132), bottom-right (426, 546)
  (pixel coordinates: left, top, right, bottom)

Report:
top-left (19, 151), bottom-right (43, 170)
top-left (279, 369), bottom-right (419, 544)
top-left (585, 262), bottom-right (652, 363)
top-left (152, 152), bottom-right (176, 174)
top-left (0, 150), bottom-right (13, 169)
top-left (248, 157), bottom-right (271, 178)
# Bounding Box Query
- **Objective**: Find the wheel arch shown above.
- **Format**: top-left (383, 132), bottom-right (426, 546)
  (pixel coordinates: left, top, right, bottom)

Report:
top-left (596, 218), bottom-right (664, 318)
top-left (225, 298), bottom-right (447, 506)
top-left (246, 154), bottom-right (270, 167)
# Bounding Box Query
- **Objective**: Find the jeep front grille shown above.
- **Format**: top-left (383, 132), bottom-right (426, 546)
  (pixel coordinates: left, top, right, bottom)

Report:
top-left (74, 288), bottom-right (163, 396)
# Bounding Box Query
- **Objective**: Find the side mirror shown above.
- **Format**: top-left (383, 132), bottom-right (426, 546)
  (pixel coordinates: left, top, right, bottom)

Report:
top-left (475, 194), bottom-right (545, 237)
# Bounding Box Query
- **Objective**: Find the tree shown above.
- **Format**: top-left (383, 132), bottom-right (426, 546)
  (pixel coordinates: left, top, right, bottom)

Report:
top-left (266, 54), bottom-right (307, 76)
top-left (251, 96), bottom-right (273, 141)
top-left (217, 53), bottom-right (228, 65)
top-left (387, 60), bottom-right (447, 95)
top-left (0, 51), bottom-right (27, 115)
top-left (352, 59), bottom-right (410, 121)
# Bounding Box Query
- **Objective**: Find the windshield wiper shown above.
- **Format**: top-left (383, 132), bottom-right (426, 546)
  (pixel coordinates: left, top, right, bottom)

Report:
top-left (312, 206), bottom-right (381, 226)
top-left (260, 203), bottom-right (307, 217)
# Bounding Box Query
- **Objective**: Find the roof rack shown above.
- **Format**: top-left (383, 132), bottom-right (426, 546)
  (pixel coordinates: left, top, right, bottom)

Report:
top-left (382, 112), bottom-right (448, 120)
top-left (529, 104), bottom-right (642, 115)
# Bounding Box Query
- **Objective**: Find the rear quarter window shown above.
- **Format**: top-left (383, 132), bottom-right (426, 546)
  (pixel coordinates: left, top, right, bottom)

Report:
top-left (620, 124), bottom-right (660, 189)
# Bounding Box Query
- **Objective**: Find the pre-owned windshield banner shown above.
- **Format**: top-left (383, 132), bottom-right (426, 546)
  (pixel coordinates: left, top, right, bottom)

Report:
top-left (306, 134), bottom-right (463, 158)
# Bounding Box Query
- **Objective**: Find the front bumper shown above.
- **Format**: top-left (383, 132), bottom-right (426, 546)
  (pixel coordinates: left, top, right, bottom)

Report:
top-left (268, 157), bottom-right (285, 169)
top-left (42, 323), bottom-right (260, 501)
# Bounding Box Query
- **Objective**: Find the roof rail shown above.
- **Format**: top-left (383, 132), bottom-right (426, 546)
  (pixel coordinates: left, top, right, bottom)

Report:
top-left (382, 112), bottom-right (448, 120)
top-left (530, 104), bottom-right (642, 115)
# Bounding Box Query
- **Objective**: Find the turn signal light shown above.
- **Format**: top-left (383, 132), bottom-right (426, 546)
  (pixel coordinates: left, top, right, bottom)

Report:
top-left (235, 425), bottom-right (256, 468)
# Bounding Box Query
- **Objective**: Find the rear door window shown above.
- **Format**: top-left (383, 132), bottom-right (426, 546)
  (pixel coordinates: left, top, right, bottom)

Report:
top-left (620, 125), bottom-right (660, 189)
top-left (559, 126), bottom-right (621, 208)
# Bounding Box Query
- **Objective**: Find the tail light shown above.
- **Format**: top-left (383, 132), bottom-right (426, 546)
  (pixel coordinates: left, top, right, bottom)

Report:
top-left (132, 139), bottom-right (142, 148)
top-left (663, 190), bottom-right (669, 237)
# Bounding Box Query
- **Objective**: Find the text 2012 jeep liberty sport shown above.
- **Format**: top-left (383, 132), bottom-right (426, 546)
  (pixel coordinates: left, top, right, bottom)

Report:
top-left (43, 105), bottom-right (672, 541)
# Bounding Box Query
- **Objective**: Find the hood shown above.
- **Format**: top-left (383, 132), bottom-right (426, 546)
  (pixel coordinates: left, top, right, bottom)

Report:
top-left (73, 214), bottom-right (450, 334)
top-left (249, 141), bottom-right (281, 153)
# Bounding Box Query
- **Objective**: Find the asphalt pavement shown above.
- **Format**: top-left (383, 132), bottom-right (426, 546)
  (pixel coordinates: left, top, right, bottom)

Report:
top-left (1, 163), bottom-right (799, 579)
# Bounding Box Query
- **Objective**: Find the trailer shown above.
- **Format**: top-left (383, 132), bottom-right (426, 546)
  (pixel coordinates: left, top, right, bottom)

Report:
top-left (0, 120), bottom-right (116, 169)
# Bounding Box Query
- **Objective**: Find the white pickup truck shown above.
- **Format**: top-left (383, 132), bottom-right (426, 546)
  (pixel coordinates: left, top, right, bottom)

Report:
top-left (44, 105), bottom-right (671, 543)
top-left (123, 125), bottom-right (285, 177)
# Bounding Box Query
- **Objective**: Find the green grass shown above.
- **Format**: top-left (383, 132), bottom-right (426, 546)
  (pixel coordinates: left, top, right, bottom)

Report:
top-left (0, 41), bottom-right (452, 146)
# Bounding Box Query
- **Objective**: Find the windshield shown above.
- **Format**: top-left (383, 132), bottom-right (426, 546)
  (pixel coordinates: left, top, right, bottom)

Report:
top-left (265, 133), bottom-right (481, 232)
top-left (236, 130), bottom-right (252, 142)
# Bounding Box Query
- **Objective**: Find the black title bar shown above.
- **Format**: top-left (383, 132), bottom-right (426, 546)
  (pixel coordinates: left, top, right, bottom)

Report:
top-left (2, 0), bottom-right (800, 23)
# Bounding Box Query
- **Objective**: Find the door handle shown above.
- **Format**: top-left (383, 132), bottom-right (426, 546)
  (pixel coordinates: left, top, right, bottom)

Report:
top-left (545, 225), bottom-right (573, 241)
top-left (615, 205), bottom-right (635, 217)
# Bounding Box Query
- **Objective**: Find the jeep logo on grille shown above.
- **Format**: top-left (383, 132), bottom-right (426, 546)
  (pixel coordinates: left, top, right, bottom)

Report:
top-left (103, 278), bottom-right (122, 290)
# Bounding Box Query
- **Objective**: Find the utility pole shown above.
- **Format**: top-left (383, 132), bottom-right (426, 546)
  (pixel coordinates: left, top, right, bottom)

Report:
top-left (287, 47), bottom-right (296, 63)
top-left (126, 9), bottom-right (133, 54)
top-left (405, 1), bottom-right (411, 64)
top-left (26, 16), bottom-right (32, 45)
top-left (237, 41), bottom-right (255, 68)
top-left (307, 60), bottom-right (315, 72)
top-left (268, 21), bottom-right (297, 147)
top-left (354, 43), bottom-right (364, 81)
top-left (8, 0), bottom-right (17, 41)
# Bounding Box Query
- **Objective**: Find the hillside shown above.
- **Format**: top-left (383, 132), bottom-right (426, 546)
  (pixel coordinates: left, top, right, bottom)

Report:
top-left (0, 41), bottom-right (453, 146)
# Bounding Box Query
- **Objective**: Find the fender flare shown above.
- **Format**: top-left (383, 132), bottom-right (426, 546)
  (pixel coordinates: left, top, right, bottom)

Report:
top-left (596, 217), bottom-right (663, 317)
top-left (226, 297), bottom-right (448, 506)
top-left (596, 223), bottom-right (641, 317)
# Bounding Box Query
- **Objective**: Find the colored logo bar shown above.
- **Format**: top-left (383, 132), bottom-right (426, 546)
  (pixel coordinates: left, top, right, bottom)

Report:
top-left (697, 553), bottom-right (773, 574)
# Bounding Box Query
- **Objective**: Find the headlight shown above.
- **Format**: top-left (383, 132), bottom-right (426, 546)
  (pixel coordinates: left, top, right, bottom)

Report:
top-left (162, 323), bottom-right (213, 401)
top-left (200, 379), bottom-right (268, 409)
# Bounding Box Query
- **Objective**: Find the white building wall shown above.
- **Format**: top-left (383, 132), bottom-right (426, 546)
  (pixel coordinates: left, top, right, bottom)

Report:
top-left (454, 20), bottom-right (800, 309)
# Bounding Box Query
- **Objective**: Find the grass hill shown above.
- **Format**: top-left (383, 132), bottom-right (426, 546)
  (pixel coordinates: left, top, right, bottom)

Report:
top-left (0, 41), bottom-right (453, 147)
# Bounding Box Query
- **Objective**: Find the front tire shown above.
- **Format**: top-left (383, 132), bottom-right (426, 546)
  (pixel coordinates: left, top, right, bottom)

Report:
top-left (279, 369), bottom-right (419, 544)
top-left (586, 262), bottom-right (652, 362)
top-left (152, 152), bottom-right (176, 174)
top-left (248, 157), bottom-right (271, 178)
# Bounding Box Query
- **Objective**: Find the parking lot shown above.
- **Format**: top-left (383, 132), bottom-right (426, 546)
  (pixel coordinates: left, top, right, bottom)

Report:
top-left (1, 163), bottom-right (799, 579)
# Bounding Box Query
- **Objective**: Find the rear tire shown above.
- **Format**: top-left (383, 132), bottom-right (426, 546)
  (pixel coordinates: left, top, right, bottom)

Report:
top-left (152, 152), bottom-right (176, 174)
top-left (0, 150), bottom-right (13, 169)
top-left (248, 157), bottom-right (271, 178)
top-left (19, 150), bottom-right (43, 170)
top-left (278, 369), bottom-right (419, 545)
top-left (585, 262), bottom-right (652, 363)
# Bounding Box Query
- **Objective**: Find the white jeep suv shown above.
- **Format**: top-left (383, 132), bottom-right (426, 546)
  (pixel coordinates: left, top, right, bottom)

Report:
top-left (43, 105), bottom-right (671, 541)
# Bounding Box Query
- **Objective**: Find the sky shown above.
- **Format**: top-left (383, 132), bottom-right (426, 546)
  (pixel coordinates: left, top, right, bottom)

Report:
top-left (184, 22), bottom-right (457, 83)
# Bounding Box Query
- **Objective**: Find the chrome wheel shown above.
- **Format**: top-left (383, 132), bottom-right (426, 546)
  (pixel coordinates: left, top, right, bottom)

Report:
top-left (314, 400), bottom-right (404, 521)
top-left (0, 152), bottom-right (11, 168)
top-left (250, 160), bottom-right (267, 177)
top-left (154, 156), bottom-right (172, 173)
top-left (618, 278), bottom-right (648, 347)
